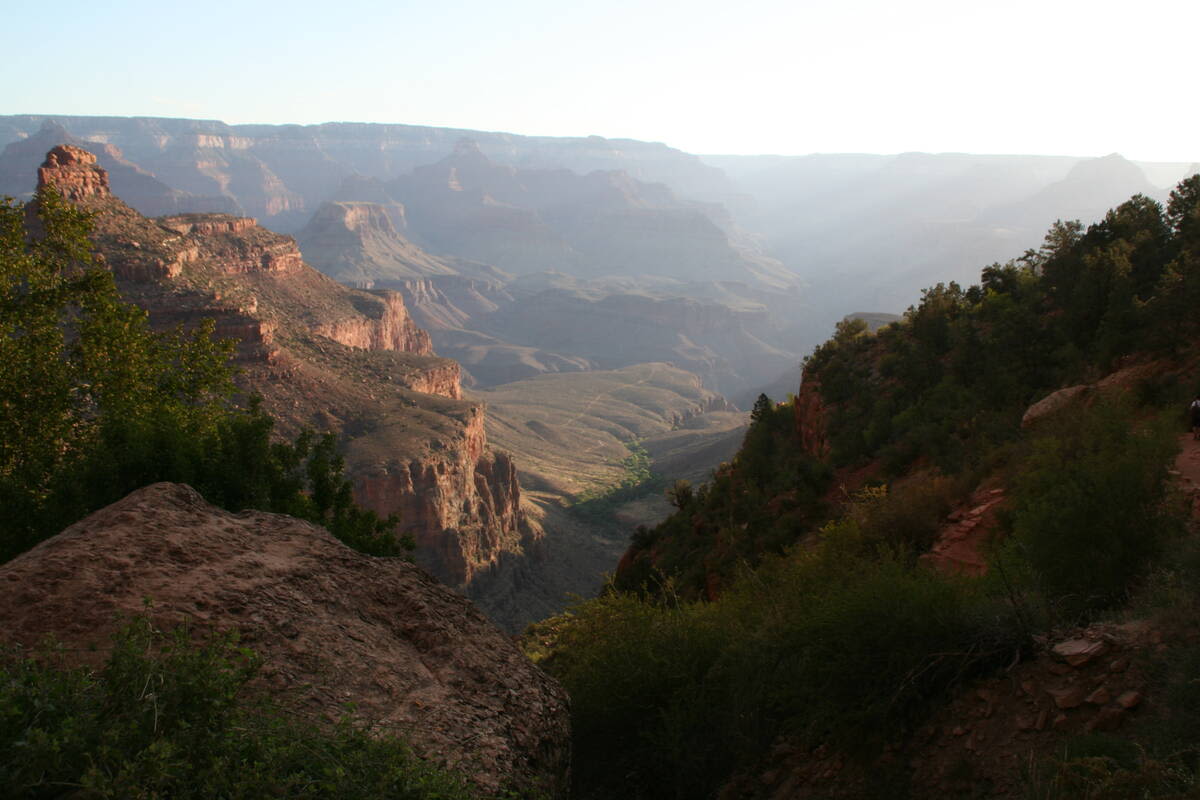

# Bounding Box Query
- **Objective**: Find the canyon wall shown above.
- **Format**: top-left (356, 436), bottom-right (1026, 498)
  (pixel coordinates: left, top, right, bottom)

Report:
top-left (37, 145), bottom-right (533, 593)
top-left (352, 409), bottom-right (534, 588)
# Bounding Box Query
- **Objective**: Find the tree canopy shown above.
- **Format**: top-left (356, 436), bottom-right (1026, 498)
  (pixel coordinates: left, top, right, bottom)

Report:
top-left (0, 187), bottom-right (404, 561)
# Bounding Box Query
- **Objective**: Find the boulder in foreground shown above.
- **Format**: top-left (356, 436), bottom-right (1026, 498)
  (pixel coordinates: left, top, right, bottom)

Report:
top-left (0, 483), bottom-right (569, 796)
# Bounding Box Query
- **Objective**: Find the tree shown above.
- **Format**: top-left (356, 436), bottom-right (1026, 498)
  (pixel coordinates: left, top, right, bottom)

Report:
top-left (750, 393), bottom-right (772, 424)
top-left (0, 187), bottom-right (402, 561)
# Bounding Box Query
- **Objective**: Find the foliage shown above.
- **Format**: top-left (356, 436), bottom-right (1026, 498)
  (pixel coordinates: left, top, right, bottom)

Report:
top-left (550, 173), bottom-right (1200, 799)
top-left (538, 524), bottom-right (1023, 799)
top-left (614, 395), bottom-right (831, 599)
top-left (997, 400), bottom-right (1182, 619)
top-left (801, 180), bottom-right (1200, 479)
top-left (0, 618), bottom-right (474, 799)
top-left (0, 188), bottom-right (402, 561)
top-left (569, 439), bottom-right (667, 522)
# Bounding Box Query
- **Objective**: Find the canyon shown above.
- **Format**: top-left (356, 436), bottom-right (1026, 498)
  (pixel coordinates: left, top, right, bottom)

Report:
top-left (38, 144), bottom-right (536, 599)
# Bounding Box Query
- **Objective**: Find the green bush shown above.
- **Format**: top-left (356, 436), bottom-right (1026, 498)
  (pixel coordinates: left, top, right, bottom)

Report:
top-left (0, 185), bottom-right (403, 562)
top-left (998, 400), bottom-right (1182, 619)
top-left (0, 618), bottom-right (474, 799)
top-left (538, 528), bottom-right (1022, 799)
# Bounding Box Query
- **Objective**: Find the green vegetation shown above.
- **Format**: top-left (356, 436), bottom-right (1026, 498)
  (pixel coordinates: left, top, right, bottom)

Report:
top-left (614, 394), bottom-right (831, 599)
top-left (0, 618), bottom-right (474, 799)
top-left (999, 400), bottom-right (1183, 620)
top-left (536, 494), bottom-right (1024, 799)
top-left (0, 187), bottom-right (403, 562)
top-left (569, 439), bottom-right (667, 521)
top-left (531, 174), bottom-right (1200, 798)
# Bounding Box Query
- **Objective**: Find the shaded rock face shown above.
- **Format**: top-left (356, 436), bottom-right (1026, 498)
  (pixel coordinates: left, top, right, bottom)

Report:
top-left (351, 408), bottom-right (529, 587)
top-left (295, 200), bottom-right (461, 285)
top-left (0, 484), bottom-right (570, 797)
top-left (34, 146), bottom-right (535, 597)
top-left (794, 374), bottom-right (831, 459)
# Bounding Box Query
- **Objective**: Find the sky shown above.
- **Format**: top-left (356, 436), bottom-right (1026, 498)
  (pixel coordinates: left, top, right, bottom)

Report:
top-left (4, 0), bottom-right (1198, 161)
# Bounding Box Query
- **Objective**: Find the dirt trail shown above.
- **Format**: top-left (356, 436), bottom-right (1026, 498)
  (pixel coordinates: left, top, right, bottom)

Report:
top-left (922, 485), bottom-right (1007, 576)
top-left (1174, 432), bottom-right (1200, 514)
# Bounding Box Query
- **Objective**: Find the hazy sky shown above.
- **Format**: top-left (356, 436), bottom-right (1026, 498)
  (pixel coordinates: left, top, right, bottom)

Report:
top-left (4, 0), bottom-right (1198, 161)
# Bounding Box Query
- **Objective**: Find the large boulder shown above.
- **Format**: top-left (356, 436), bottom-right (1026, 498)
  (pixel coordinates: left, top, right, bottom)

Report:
top-left (0, 483), bottom-right (569, 796)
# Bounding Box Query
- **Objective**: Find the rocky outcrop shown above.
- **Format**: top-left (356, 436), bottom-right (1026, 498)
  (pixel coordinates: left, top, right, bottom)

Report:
top-left (0, 483), bottom-right (570, 797)
top-left (158, 213), bottom-right (304, 274)
top-left (351, 409), bottom-right (530, 588)
top-left (314, 289), bottom-right (436, 360)
top-left (668, 393), bottom-right (737, 426)
top-left (0, 121), bottom-right (238, 215)
top-left (1021, 384), bottom-right (1091, 428)
top-left (295, 200), bottom-right (460, 284)
top-left (794, 375), bottom-right (831, 459)
top-left (1021, 360), bottom-right (1167, 428)
top-left (36, 144), bottom-right (110, 201)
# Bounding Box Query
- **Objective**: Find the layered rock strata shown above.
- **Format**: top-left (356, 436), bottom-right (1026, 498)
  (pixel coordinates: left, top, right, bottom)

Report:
top-left (36, 145), bottom-right (532, 590)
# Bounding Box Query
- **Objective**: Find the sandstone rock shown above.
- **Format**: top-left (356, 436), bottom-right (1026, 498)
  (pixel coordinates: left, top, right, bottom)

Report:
top-left (1052, 638), bottom-right (1109, 667)
top-left (1046, 685), bottom-right (1088, 709)
top-left (0, 484), bottom-right (569, 797)
top-left (1021, 384), bottom-right (1090, 428)
top-left (31, 147), bottom-right (537, 614)
top-left (36, 144), bottom-right (111, 201)
top-left (1117, 690), bottom-right (1143, 709)
top-left (1086, 687), bottom-right (1112, 705)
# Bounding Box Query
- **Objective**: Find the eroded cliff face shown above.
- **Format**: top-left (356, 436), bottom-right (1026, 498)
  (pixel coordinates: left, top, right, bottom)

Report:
top-left (36, 144), bottom-right (111, 201)
top-left (313, 290), bottom-right (436, 360)
top-left (38, 145), bottom-right (534, 596)
top-left (794, 373), bottom-right (832, 459)
top-left (351, 408), bottom-right (532, 588)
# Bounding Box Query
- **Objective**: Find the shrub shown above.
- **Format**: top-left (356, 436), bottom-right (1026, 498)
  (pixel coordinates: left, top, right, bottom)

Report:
top-left (998, 399), bottom-right (1182, 619)
top-left (0, 618), bottom-right (473, 799)
top-left (538, 528), bottom-right (1023, 799)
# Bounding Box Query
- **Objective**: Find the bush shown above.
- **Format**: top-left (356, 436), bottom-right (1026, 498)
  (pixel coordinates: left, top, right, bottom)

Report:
top-left (0, 618), bottom-right (474, 799)
top-left (537, 527), bottom-right (1023, 799)
top-left (998, 399), bottom-right (1182, 619)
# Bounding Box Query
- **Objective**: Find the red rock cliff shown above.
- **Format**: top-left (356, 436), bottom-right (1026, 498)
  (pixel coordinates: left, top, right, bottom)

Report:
top-left (315, 290), bottom-right (437, 359)
top-left (35, 145), bottom-right (535, 606)
top-left (352, 407), bottom-right (529, 589)
top-left (36, 144), bottom-right (111, 201)
top-left (794, 372), bottom-right (831, 459)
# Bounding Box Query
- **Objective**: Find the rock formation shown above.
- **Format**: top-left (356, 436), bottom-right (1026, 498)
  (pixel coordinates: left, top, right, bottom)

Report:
top-left (0, 483), bottom-right (570, 797)
top-left (0, 115), bottom-right (735, 230)
top-left (381, 141), bottom-right (798, 289)
top-left (0, 122), bottom-right (236, 215)
top-left (35, 146), bottom-right (537, 592)
top-left (295, 200), bottom-right (463, 285)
